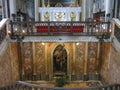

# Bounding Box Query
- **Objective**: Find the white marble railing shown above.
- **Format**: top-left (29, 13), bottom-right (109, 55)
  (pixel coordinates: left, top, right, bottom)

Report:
top-left (111, 18), bottom-right (120, 53)
top-left (0, 18), bottom-right (10, 58)
top-left (0, 18), bottom-right (9, 30)
top-left (21, 36), bottom-right (111, 42)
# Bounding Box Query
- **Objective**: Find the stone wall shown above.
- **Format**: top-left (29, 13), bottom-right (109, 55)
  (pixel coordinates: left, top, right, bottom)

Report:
top-left (101, 43), bottom-right (120, 84)
top-left (0, 41), bottom-right (19, 87)
top-left (20, 42), bottom-right (100, 78)
top-left (9, 42), bottom-right (19, 82)
top-left (0, 40), bottom-right (12, 86)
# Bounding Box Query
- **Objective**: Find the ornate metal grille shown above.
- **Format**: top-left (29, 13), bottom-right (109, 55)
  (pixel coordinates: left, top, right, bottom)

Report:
top-left (0, 26), bottom-right (6, 43)
top-left (115, 25), bottom-right (120, 42)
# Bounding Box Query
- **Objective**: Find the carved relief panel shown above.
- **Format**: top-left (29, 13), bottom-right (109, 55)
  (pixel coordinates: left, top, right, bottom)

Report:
top-left (10, 42), bottom-right (19, 81)
top-left (34, 43), bottom-right (45, 75)
top-left (22, 42), bottom-right (33, 75)
top-left (87, 42), bottom-right (98, 73)
top-left (75, 42), bottom-right (85, 74)
top-left (0, 47), bottom-right (13, 86)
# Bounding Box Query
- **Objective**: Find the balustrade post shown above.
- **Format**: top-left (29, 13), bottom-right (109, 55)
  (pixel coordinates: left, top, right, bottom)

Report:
top-left (109, 86), bottom-right (113, 90)
top-left (2, 87), bottom-right (4, 90)
top-left (70, 21), bottom-right (73, 34)
top-left (10, 21), bottom-right (14, 37)
top-left (107, 22), bottom-right (110, 33)
top-left (91, 21), bottom-right (93, 34)
top-left (22, 85), bottom-right (26, 90)
top-left (102, 87), bottom-right (107, 90)
top-left (11, 84), bottom-right (15, 90)
top-left (31, 87), bottom-right (35, 90)
top-left (118, 84), bottom-right (120, 90)
top-left (28, 87), bottom-right (33, 90)
top-left (83, 73), bottom-right (88, 81)
top-left (48, 21), bottom-right (50, 35)
top-left (17, 41), bottom-right (23, 81)
top-left (9, 85), bottom-right (12, 90)
top-left (34, 87), bottom-right (39, 90)
top-left (27, 21), bottom-right (30, 34)
top-left (116, 84), bottom-right (120, 90)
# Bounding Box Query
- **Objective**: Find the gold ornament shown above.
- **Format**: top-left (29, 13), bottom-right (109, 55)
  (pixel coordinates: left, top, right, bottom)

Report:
top-left (70, 12), bottom-right (76, 21)
top-left (44, 12), bottom-right (50, 20)
top-left (58, 12), bottom-right (63, 19)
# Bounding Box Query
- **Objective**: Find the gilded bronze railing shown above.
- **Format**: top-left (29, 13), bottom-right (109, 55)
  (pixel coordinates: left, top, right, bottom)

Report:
top-left (9, 21), bottom-right (111, 38)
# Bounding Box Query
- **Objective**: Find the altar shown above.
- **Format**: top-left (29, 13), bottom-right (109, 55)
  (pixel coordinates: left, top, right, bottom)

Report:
top-left (39, 7), bottom-right (81, 21)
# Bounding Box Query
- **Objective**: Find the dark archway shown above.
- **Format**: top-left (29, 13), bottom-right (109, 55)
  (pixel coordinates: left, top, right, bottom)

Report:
top-left (53, 44), bottom-right (67, 76)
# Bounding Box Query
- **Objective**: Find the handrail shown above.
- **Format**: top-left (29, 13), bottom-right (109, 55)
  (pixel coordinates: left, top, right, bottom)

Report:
top-left (112, 18), bottom-right (120, 42)
top-left (0, 81), bottom-right (120, 90)
top-left (112, 18), bottom-right (120, 28)
top-left (0, 18), bottom-right (9, 44)
top-left (111, 18), bottom-right (120, 53)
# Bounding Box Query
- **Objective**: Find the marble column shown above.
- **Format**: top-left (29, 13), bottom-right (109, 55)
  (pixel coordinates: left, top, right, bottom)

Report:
top-left (35, 0), bottom-right (39, 21)
top-left (26, 0), bottom-right (35, 20)
top-left (4, 0), bottom-right (8, 18)
top-left (88, 0), bottom-right (93, 18)
top-left (105, 0), bottom-right (109, 21)
top-left (82, 0), bottom-right (86, 21)
top-left (42, 0), bottom-right (45, 7)
top-left (105, 0), bottom-right (113, 21)
top-left (84, 42), bottom-right (88, 74)
top-left (9, 0), bottom-right (16, 18)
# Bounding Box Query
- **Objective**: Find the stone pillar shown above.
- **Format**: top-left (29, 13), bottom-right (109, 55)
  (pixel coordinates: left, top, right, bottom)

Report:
top-left (82, 0), bottom-right (86, 21)
top-left (32, 42), bottom-right (36, 75)
top-left (4, 0), bottom-right (8, 18)
top-left (42, 0), bottom-right (45, 7)
top-left (75, 0), bottom-right (79, 7)
top-left (105, 0), bottom-right (113, 21)
top-left (84, 42), bottom-right (88, 80)
top-left (115, 0), bottom-right (118, 18)
top-left (88, 0), bottom-right (93, 18)
top-left (9, 0), bottom-right (16, 19)
top-left (35, 0), bottom-right (39, 21)
top-left (26, 0), bottom-right (35, 20)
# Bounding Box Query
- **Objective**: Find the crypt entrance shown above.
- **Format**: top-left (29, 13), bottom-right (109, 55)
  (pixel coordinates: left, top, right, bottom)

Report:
top-left (53, 44), bottom-right (68, 77)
